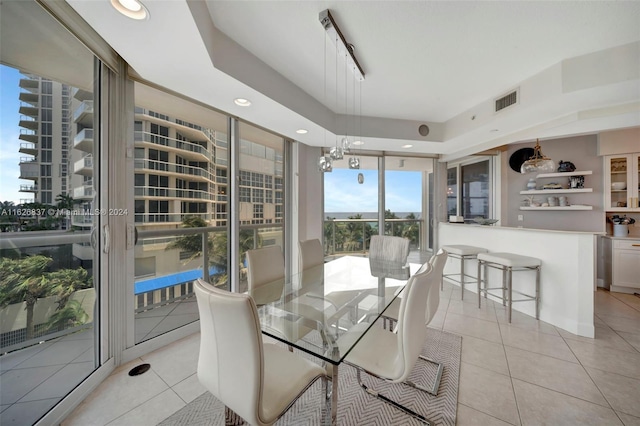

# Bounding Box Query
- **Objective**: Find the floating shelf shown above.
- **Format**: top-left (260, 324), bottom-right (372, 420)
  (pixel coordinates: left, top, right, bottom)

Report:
top-left (535, 170), bottom-right (593, 178)
top-left (519, 188), bottom-right (593, 195)
top-left (520, 205), bottom-right (593, 211)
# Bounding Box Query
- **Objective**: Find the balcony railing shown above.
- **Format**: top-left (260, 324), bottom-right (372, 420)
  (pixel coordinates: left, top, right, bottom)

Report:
top-left (133, 159), bottom-right (213, 181)
top-left (133, 212), bottom-right (215, 223)
top-left (73, 100), bottom-right (94, 122)
top-left (134, 186), bottom-right (214, 200)
top-left (134, 131), bottom-right (212, 159)
top-left (0, 231), bottom-right (93, 352)
top-left (323, 218), bottom-right (422, 256)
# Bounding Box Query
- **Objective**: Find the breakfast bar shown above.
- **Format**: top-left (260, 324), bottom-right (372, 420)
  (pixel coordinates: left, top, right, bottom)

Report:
top-left (439, 222), bottom-right (600, 337)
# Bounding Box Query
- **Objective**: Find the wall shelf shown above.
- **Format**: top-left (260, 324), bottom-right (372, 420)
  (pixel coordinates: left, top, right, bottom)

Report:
top-left (520, 205), bottom-right (593, 211)
top-left (535, 170), bottom-right (593, 178)
top-left (519, 188), bottom-right (593, 195)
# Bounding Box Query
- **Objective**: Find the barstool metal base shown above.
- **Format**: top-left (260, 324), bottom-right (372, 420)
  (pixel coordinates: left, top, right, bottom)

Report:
top-left (477, 255), bottom-right (540, 323)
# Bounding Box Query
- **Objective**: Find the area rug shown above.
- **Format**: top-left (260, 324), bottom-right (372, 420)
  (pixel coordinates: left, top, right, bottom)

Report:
top-left (159, 328), bottom-right (461, 426)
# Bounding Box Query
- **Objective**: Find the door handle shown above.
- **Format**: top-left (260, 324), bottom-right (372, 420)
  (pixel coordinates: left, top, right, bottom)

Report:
top-left (103, 224), bottom-right (110, 254)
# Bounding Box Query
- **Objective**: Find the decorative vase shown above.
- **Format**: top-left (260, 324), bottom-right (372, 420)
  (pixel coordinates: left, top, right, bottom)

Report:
top-left (527, 178), bottom-right (536, 190)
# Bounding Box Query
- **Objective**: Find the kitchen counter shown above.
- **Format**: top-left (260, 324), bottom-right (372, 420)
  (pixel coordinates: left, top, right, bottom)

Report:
top-left (439, 222), bottom-right (596, 338)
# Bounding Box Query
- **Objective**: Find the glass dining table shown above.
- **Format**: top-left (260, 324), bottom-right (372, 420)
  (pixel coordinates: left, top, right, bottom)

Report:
top-left (254, 255), bottom-right (421, 425)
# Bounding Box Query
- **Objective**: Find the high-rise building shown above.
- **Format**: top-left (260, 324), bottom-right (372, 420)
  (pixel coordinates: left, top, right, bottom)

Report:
top-left (18, 74), bottom-right (72, 213)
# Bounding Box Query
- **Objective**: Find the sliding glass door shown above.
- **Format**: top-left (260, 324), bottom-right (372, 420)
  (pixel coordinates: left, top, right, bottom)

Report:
top-left (0, 2), bottom-right (103, 423)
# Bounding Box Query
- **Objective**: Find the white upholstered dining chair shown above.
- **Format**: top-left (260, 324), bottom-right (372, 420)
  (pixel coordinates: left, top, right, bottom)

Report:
top-left (298, 239), bottom-right (324, 289)
top-left (337, 260), bottom-right (443, 424)
top-left (194, 279), bottom-right (327, 426)
top-left (246, 245), bottom-right (286, 306)
top-left (382, 249), bottom-right (448, 330)
top-left (369, 235), bottom-right (411, 264)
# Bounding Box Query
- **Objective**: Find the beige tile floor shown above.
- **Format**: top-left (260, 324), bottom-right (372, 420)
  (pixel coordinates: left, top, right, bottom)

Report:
top-left (63, 284), bottom-right (640, 426)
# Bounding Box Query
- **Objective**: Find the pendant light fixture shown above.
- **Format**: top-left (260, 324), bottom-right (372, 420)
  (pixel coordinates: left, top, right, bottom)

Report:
top-left (317, 9), bottom-right (365, 172)
top-left (520, 139), bottom-right (555, 173)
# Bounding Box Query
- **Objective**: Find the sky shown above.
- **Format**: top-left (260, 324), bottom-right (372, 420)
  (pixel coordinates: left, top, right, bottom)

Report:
top-left (324, 168), bottom-right (422, 214)
top-left (0, 64), bottom-right (23, 204)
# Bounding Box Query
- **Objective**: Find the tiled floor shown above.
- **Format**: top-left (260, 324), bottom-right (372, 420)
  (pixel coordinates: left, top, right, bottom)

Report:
top-left (0, 328), bottom-right (95, 426)
top-left (61, 284), bottom-right (640, 426)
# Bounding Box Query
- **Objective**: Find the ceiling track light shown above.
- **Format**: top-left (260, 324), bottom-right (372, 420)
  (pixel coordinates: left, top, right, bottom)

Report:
top-left (319, 9), bottom-right (365, 81)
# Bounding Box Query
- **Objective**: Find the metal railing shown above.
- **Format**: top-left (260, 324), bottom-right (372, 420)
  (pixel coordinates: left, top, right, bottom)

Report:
top-left (134, 131), bottom-right (213, 159)
top-left (323, 218), bottom-right (422, 256)
top-left (134, 158), bottom-right (213, 181)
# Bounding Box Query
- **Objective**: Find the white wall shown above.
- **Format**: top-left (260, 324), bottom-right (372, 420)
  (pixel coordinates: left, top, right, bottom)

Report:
top-left (296, 143), bottom-right (323, 242)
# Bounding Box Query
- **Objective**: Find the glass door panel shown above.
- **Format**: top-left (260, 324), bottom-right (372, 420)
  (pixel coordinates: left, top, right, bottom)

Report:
top-left (608, 156), bottom-right (629, 209)
top-left (0, 1), bottom-right (99, 423)
top-left (237, 122), bottom-right (285, 293)
top-left (133, 83), bottom-right (229, 343)
top-left (384, 156), bottom-right (433, 254)
top-left (323, 155), bottom-right (378, 257)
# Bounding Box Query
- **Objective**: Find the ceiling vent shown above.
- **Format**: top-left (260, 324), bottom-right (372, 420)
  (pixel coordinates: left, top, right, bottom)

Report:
top-left (494, 89), bottom-right (519, 113)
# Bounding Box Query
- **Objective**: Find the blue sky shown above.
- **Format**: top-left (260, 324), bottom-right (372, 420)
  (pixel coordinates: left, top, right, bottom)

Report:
top-left (1, 65), bottom-right (22, 204)
top-left (324, 168), bottom-right (422, 214)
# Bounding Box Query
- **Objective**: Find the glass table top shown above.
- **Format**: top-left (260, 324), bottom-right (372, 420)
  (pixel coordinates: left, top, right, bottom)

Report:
top-left (255, 255), bottom-right (420, 365)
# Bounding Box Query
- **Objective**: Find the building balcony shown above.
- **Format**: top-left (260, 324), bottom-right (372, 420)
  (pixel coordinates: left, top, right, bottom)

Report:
top-left (134, 131), bottom-right (212, 162)
top-left (19, 184), bottom-right (38, 193)
top-left (19, 142), bottom-right (38, 155)
top-left (73, 101), bottom-right (94, 126)
top-left (19, 78), bottom-right (39, 90)
top-left (74, 155), bottom-right (93, 176)
top-left (74, 128), bottom-right (94, 153)
top-left (19, 129), bottom-right (38, 144)
top-left (134, 186), bottom-right (214, 201)
top-left (134, 212), bottom-right (214, 224)
top-left (19, 158), bottom-right (39, 182)
top-left (133, 159), bottom-right (212, 182)
top-left (19, 105), bottom-right (39, 118)
top-left (72, 87), bottom-right (93, 101)
top-left (19, 116), bottom-right (38, 131)
top-left (71, 214), bottom-right (94, 228)
top-left (18, 91), bottom-right (38, 105)
top-left (73, 184), bottom-right (94, 200)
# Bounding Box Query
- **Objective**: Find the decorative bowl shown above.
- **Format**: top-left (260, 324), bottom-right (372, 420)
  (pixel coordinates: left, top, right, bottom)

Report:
top-left (473, 218), bottom-right (499, 226)
top-left (611, 182), bottom-right (627, 190)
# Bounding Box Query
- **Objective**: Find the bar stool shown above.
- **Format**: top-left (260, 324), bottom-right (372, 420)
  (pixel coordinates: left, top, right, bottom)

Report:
top-left (476, 252), bottom-right (541, 322)
top-left (441, 245), bottom-right (488, 299)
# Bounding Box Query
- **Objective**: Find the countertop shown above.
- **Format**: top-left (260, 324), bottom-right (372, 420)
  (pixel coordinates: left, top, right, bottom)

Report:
top-left (602, 235), bottom-right (640, 240)
top-left (441, 222), bottom-right (605, 236)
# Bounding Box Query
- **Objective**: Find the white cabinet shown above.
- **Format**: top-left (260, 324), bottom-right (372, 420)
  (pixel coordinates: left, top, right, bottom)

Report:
top-left (611, 238), bottom-right (640, 292)
top-left (519, 171), bottom-right (593, 211)
top-left (604, 154), bottom-right (640, 212)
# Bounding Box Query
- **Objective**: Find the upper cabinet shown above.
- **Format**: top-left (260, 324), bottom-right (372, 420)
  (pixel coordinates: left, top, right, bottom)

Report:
top-left (604, 154), bottom-right (640, 212)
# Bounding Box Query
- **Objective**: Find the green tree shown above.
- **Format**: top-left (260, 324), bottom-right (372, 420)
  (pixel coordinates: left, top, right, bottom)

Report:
top-left (401, 212), bottom-right (420, 248)
top-left (46, 300), bottom-right (88, 332)
top-left (0, 256), bottom-right (53, 339)
top-left (165, 215), bottom-right (213, 262)
top-left (47, 267), bottom-right (92, 310)
top-left (384, 209), bottom-right (401, 236)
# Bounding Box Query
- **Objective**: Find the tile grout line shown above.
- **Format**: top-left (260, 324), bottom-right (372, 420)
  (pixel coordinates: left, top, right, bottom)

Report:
top-left (497, 312), bottom-right (524, 426)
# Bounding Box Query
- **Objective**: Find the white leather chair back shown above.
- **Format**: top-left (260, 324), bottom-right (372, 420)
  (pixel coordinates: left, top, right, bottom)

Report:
top-left (395, 263), bottom-right (435, 382)
top-left (299, 239), bottom-right (324, 289)
top-left (369, 235), bottom-right (410, 264)
top-left (246, 246), bottom-right (285, 305)
top-left (425, 249), bottom-right (448, 325)
top-left (194, 279), bottom-right (265, 426)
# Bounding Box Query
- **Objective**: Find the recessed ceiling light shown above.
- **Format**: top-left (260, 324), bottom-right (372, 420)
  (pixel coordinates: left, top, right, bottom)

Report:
top-left (296, 129), bottom-right (308, 134)
top-left (401, 144), bottom-right (413, 149)
top-left (110, 0), bottom-right (149, 20)
top-left (353, 140), bottom-right (364, 146)
top-left (234, 98), bottom-right (251, 107)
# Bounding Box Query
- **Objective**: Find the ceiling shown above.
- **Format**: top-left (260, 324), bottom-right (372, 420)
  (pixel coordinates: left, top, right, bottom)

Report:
top-left (67, 0), bottom-right (640, 160)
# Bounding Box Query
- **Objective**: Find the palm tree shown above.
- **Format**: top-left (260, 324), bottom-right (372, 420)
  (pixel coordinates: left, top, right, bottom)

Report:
top-left (47, 267), bottom-right (92, 310)
top-left (0, 255), bottom-right (53, 339)
top-left (165, 215), bottom-right (213, 262)
top-left (402, 213), bottom-right (420, 248)
top-left (45, 300), bottom-right (88, 332)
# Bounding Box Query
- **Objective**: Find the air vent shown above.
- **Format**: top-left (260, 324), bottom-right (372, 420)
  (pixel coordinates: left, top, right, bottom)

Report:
top-left (494, 89), bottom-right (518, 112)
